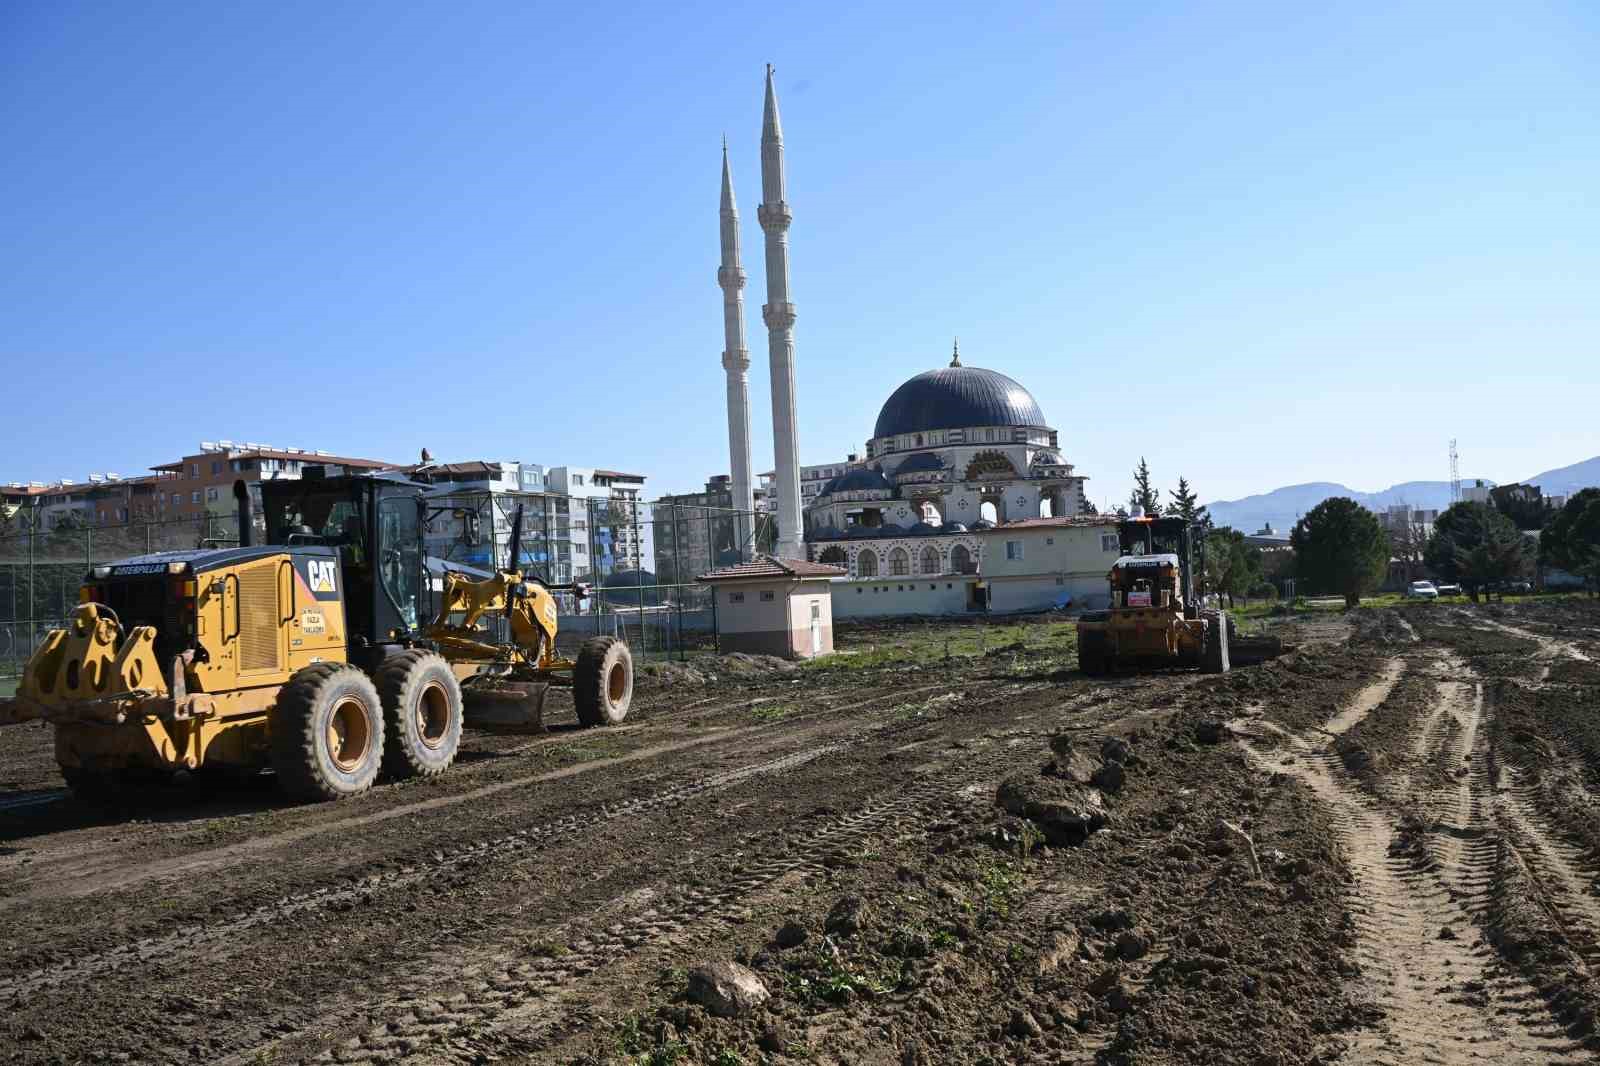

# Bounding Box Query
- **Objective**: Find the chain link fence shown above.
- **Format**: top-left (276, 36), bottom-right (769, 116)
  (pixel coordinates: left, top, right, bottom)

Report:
top-left (0, 492), bottom-right (767, 684)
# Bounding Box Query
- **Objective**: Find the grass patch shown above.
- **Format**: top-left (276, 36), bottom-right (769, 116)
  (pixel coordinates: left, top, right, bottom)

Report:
top-left (812, 618), bottom-right (1080, 674)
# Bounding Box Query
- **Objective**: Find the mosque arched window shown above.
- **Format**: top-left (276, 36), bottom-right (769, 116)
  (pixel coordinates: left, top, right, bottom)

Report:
top-left (889, 548), bottom-right (910, 576)
top-left (818, 546), bottom-right (847, 567)
top-left (951, 545), bottom-right (974, 573)
top-left (857, 549), bottom-right (878, 578)
top-left (919, 546), bottom-right (940, 575)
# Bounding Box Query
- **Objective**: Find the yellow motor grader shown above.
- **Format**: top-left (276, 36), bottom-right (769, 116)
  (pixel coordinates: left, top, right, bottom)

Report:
top-left (1076, 516), bottom-right (1284, 676)
top-left (0, 470), bottom-right (632, 801)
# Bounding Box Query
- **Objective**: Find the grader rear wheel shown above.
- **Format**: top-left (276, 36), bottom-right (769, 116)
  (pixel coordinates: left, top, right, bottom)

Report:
top-left (1078, 630), bottom-right (1110, 676)
top-left (575, 636), bottom-right (633, 727)
top-left (377, 651), bottom-right (463, 779)
top-left (271, 663), bottom-right (385, 801)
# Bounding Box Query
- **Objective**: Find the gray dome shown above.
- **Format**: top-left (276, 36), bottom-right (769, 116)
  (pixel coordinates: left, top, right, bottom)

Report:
top-left (894, 452), bottom-right (946, 475)
top-left (940, 521), bottom-right (969, 533)
top-left (971, 518), bottom-right (996, 530)
top-left (907, 521), bottom-right (939, 536)
top-left (874, 365), bottom-right (1046, 439)
top-left (822, 467), bottom-right (892, 495)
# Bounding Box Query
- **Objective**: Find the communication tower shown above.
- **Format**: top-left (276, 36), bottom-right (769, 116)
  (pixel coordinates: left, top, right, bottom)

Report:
top-left (1449, 439), bottom-right (1461, 503)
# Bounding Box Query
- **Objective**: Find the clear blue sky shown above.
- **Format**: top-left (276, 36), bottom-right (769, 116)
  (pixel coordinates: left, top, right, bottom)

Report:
top-left (3, 1), bottom-right (1596, 506)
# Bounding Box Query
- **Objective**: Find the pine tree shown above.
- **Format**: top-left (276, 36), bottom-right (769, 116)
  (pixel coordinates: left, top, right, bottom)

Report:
top-left (1167, 477), bottom-right (1209, 526)
top-left (1128, 458), bottom-right (1162, 517)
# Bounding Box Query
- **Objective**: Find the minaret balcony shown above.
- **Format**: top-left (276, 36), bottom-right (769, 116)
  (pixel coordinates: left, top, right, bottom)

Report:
top-left (757, 203), bottom-right (792, 229)
top-left (717, 265), bottom-right (747, 289)
top-left (762, 303), bottom-right (797, 329)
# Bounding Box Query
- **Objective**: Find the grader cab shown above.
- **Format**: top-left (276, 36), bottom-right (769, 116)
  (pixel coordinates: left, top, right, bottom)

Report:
top-left (0, 469), bottom-right (633, 801)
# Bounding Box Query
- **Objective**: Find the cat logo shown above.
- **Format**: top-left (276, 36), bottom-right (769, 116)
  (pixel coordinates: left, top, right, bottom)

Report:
top-left (307, 559), bottom-right (338, 594)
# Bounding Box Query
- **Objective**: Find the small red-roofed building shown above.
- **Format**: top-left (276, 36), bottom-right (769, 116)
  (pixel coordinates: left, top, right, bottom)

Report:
top-left (698, 556), bottom-right (845, 659)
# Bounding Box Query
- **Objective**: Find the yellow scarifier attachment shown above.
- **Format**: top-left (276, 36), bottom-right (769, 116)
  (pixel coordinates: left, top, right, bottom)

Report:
top-left (1, 603), bottom-right (167, 725)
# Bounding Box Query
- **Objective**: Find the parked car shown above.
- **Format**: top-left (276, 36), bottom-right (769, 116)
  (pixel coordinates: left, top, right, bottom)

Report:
top-left (1435, 583), bottom-right (1462, 597)
top-left (1489, 580), bottom-right (1534, 595)
top-left (1405, 581), bottom-right (1439, 600)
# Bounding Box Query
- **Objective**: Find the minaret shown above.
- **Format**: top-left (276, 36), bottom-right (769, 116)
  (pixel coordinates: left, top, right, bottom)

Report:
top-left (718, 138), bottom-right (756, 550)
top-left (759, 64), bottom-right (804, 559)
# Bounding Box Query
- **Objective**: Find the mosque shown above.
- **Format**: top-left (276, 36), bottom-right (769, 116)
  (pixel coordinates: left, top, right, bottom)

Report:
top-left (802, 343), bottom-right (1090, 578)
top-left (717, 68), bottom-right (1091, 581)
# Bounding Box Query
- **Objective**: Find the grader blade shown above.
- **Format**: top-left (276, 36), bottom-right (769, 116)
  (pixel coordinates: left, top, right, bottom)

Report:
top-left (462, 682), bottom-right (551, 734)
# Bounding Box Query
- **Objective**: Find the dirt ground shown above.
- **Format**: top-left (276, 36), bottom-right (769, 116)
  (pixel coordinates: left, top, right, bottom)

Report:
top-left (2, 600), bottom-right (1599, 1065)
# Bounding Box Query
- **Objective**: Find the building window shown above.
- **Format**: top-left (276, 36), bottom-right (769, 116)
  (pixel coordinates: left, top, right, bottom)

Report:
top-left (1005, 540), bottom-right (1024, 561)
top-left (191, 491), bottom-right (201, 504)
top-left (573, 474), bottom-right (585, 486)
top-left (1101, 533), bottom-right (1120, 553)
top-left (889, 547), bottom-right (910, 575)
top-left (759, 590), bottom-right (775, 602)
top-left (1055, 576), bottom-right (1065, 585)
top-left (919, 545), bottom-right (939, 574)
top-left (857, 549), bottom-right (878, 577)
top-left (189, 463), bottom-right (199, 478)
top-left (1045, 536), bottom-right (1054, 545)
top-left (206, 487), bottom-right (219, 502)
top-left (729, 591), bottom-right (745, 604)
top-left (211, 461), bottom-right (222, 475)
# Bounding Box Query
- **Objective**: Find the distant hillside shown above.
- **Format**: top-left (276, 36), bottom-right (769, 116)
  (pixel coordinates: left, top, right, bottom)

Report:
top-left (1205, 479), bottom-right (1491, 536)
top-left (1524, 455), bottom-right (1600, 498)
top-left (1205, 453), bottom-right (1600, 534)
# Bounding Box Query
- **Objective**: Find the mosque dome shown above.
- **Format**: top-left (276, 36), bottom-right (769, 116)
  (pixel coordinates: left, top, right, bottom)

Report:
top-left (822, 467), bottom-right (892, 495)
top-left (873, 362), bottom-right (1047, 440)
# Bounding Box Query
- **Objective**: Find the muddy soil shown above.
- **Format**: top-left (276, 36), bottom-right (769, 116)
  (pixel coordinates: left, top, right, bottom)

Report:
top-left (2, 602), bottom-right (1598, 1065)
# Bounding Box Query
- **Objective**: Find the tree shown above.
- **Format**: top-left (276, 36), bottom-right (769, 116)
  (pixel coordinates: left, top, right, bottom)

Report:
top-left (1168, 477), bottom-right (1210, 527)
top-left (1128, 457), bottom-right (1162, 517)
top-left (1204, 526), bottom-right (1264, 608)
top-left (1489, 483), bottom-right (1549, 532)
top-left (1386, 512), bottom-right (1430, 584)
top-left (1425, 501), bottom-right (1531, 601)
top-left (1289, 497), bottom-right (1389, 607)
top-left (1542, 488), bottom-right (1600, 596)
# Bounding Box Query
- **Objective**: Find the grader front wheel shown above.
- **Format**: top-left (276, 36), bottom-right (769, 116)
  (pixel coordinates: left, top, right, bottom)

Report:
top-left (377, 651), bottom-right (463, 779)
top-left (575, 637), bottom-right (633, 727)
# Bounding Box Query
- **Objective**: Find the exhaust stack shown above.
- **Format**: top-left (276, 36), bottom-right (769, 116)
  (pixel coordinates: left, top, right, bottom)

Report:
top-left (233, 480), bottom-right (252, 547)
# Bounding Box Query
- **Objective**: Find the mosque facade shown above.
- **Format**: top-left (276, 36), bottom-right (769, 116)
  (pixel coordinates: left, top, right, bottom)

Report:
top-left (805, 344), bottom-right (1091, 579)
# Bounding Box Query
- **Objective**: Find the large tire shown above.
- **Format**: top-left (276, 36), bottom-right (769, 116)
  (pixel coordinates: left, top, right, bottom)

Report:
top-left (270, 662), bottom-right (384, 801)
top-left (1202, 610), bottom-right (1232, 675)
top-left (1078, 630), bottom-right (1109, 676)
top-left (377, 650), bottom-right (463, 779)
top-left (575, 637), bottom-right (633, 727)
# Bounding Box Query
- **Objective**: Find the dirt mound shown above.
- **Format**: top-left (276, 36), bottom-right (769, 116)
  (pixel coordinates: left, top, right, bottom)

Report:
top-left (636, 653), bottom-right (799, 688)
top-left (1348, 607), bottom-right (1415, 646)
top-left (577, 708), bottom-right (1355, 1065)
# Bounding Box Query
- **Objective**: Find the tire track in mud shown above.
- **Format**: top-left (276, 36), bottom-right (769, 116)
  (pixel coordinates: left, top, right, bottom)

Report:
top-left (1497, 768), bottom-right (1600, 971)
top-left (0, 677), bottom-right (996, 905)
top-left (0, 741), bottom-right (847, 1000)
top-left (0, 677), bottom-right (1067, 1000)
top-left (221, 738), bottom-right (1031, 1066)
top-left (1243, 655), bottom-right (1591, 1064)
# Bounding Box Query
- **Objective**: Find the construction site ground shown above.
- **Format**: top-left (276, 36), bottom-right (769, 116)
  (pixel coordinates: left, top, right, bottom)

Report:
top-left (4, 600), bottom-right (1600, 1065)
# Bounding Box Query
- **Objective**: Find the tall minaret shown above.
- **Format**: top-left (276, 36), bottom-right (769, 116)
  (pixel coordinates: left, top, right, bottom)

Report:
top-left (759, 64), bottom-right (804, 559)
top-left (718, 139), bottom-right (756, 551)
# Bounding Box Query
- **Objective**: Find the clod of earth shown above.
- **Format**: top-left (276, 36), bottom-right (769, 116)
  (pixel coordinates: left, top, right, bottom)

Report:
top-left (685, 959), bottom-right (770, 1018)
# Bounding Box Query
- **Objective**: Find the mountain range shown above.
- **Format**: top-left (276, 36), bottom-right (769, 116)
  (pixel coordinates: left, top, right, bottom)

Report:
top-left (1204, 455), bottom-right (1600, 536)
